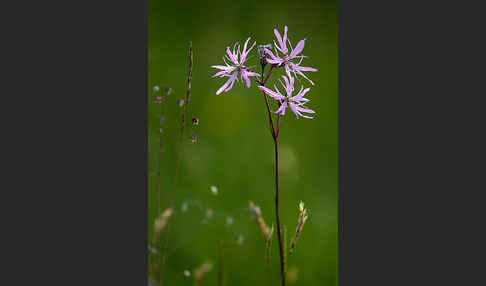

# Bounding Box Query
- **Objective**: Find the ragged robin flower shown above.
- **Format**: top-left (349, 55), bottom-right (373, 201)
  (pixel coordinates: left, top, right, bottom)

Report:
top-left (258, 73), bottom-right (315, 119)
top-left (212, 37), bottom-right (261, 95)
top-left (265, 26), bottom-right (318, 85)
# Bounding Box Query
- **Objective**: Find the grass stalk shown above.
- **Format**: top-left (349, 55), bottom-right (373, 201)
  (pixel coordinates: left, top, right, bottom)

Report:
top-left (160, 41), bottom-right (193, 286)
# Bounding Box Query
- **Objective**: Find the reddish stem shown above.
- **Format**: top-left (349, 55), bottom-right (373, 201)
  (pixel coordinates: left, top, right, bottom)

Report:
top-left (260, 63), bottom-right (286, 286)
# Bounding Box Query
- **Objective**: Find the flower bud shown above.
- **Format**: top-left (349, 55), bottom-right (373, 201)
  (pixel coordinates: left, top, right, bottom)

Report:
top-left (258, 44), bottom-right (272, 68)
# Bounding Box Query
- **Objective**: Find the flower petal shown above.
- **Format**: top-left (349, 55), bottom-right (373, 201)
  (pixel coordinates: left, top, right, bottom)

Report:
top-left (296, 106), bottom-right (315, 114)
top-left (282, 75), bottom-right (294, 95)
top-left (216, 72), bottom-right (237, 95)
top-left (282, 26), bottom-right (288, 54)
top-left (258, 86), bottom-right (284, 100)
top-left (240, 40), bottom-right (256, 64)
top-left (224, 72), bottom-right (238, 92)
top-left (240, 37), bottom-right (251, 63)
top-left (265, 48), bottom-right (279, 60)
top-left (275, 101), bottom-right (287, 116)
top-left (245, 71), bottom-right (261, 77)
top-left (226, 47), bottom-right (238, 64)
top-left (241, 70), bottom-right (251, 88)
top-left (290, 39), bottom-right (305, 59)
top-left (274, 40), bottom-right (283, 53)
top-left (212, 70), bottom-right (229, 78)
top-left (292, 87), bottom-right (310, 101)
top-left (296, 65), bottom-right (318, 72)
top-left (295, 69), bottom-right (314, 85)
top-left (285, 64), bottom-right (292, 78)
top-left (274, 28), bottom-right (283, 51)
top-left (212, 65), bottom-right (232, 71)
top-left (288, 102), bottom-right (300, 118)
top-left (267, 58), bottom-right (283, 65)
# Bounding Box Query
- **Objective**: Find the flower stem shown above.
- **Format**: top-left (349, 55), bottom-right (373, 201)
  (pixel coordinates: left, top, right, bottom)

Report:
top-left (261, 65), bottom-right (276, 138)
top-left (260, 63), bottom-right (286, 286)
top-left (273, 136), bottom-right (285, 286)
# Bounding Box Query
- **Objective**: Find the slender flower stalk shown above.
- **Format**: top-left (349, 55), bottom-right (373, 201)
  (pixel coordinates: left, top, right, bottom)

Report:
top-left (160, 41), bottom-right (194, 286)
top-left (259, 62), bottom-right (286, 286)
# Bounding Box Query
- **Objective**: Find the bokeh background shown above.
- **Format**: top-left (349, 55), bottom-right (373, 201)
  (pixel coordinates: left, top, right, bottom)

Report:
top-left (148, 0), bottom-right (337, 285)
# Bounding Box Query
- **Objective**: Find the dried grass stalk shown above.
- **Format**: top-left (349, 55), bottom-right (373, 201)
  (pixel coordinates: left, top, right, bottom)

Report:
top-left (249, 201), bottom-right (272, 242)
top-left (194, 261), bottom-right (213, 286)
top-left (290, 201), bottom-right (308, 253)
top-left (154, 208), bottom-right (173, 236)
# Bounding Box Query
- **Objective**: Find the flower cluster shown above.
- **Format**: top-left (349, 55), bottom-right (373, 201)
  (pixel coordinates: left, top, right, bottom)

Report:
top-left (212, 26), bottom-right (317, 119)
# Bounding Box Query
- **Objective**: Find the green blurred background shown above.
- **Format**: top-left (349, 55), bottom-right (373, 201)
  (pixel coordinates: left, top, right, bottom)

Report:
top-left (148, 0), bottom-right (337, 285)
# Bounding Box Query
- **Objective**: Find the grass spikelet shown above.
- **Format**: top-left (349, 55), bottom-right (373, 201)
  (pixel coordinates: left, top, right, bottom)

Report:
top-left (154, 208), bottom-right (173, 236)
top-left (265, 223), bottom-right (274, 285)
top-left (194, 261), bottom-right (213, 286)
top-left (249, 201), bottom-right (272, 242)
top-left (290, 201), bottom-right (308, 253)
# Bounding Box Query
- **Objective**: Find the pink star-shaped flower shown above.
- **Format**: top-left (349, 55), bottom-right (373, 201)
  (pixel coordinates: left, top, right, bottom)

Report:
top-left (265, 26), bottom-right (318, 85)
top-left (212, 37), bottom-right (261, 95)
top-left (258, 74), bottom-right (315, 119)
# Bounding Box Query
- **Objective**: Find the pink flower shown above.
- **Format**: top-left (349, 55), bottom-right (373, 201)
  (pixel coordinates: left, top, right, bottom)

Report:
top-left (258, 74), bottom-right (315, 119)
top-left (212, 37), bottom-right (261, 95)
top-left (265, 26), bottom-right (318, 85)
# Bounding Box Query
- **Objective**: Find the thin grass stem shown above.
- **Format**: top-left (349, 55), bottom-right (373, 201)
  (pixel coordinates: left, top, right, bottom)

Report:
top-left (160, 41), bottom-right (193, 286)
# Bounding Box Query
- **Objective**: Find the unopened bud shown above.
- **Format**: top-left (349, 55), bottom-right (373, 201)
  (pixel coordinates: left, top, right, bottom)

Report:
top-left (165, 87), bottom-right (172, 95)
top-left (177, 99), bottom-right (184, 107)
top-left (258, 44), bottom-right (272, 67)
top-left (158, 128), bottom-right (163, 135)
top-left (190, 135), bottom-right (197, 143)
top-left (153, 85), bottom-right (160, 92)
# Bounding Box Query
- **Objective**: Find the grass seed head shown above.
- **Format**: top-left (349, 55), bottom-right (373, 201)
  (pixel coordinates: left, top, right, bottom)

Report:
top-left (290, 201), bottom-right (309, 253)
top-left (154, 208), bottom-right (173, 234)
